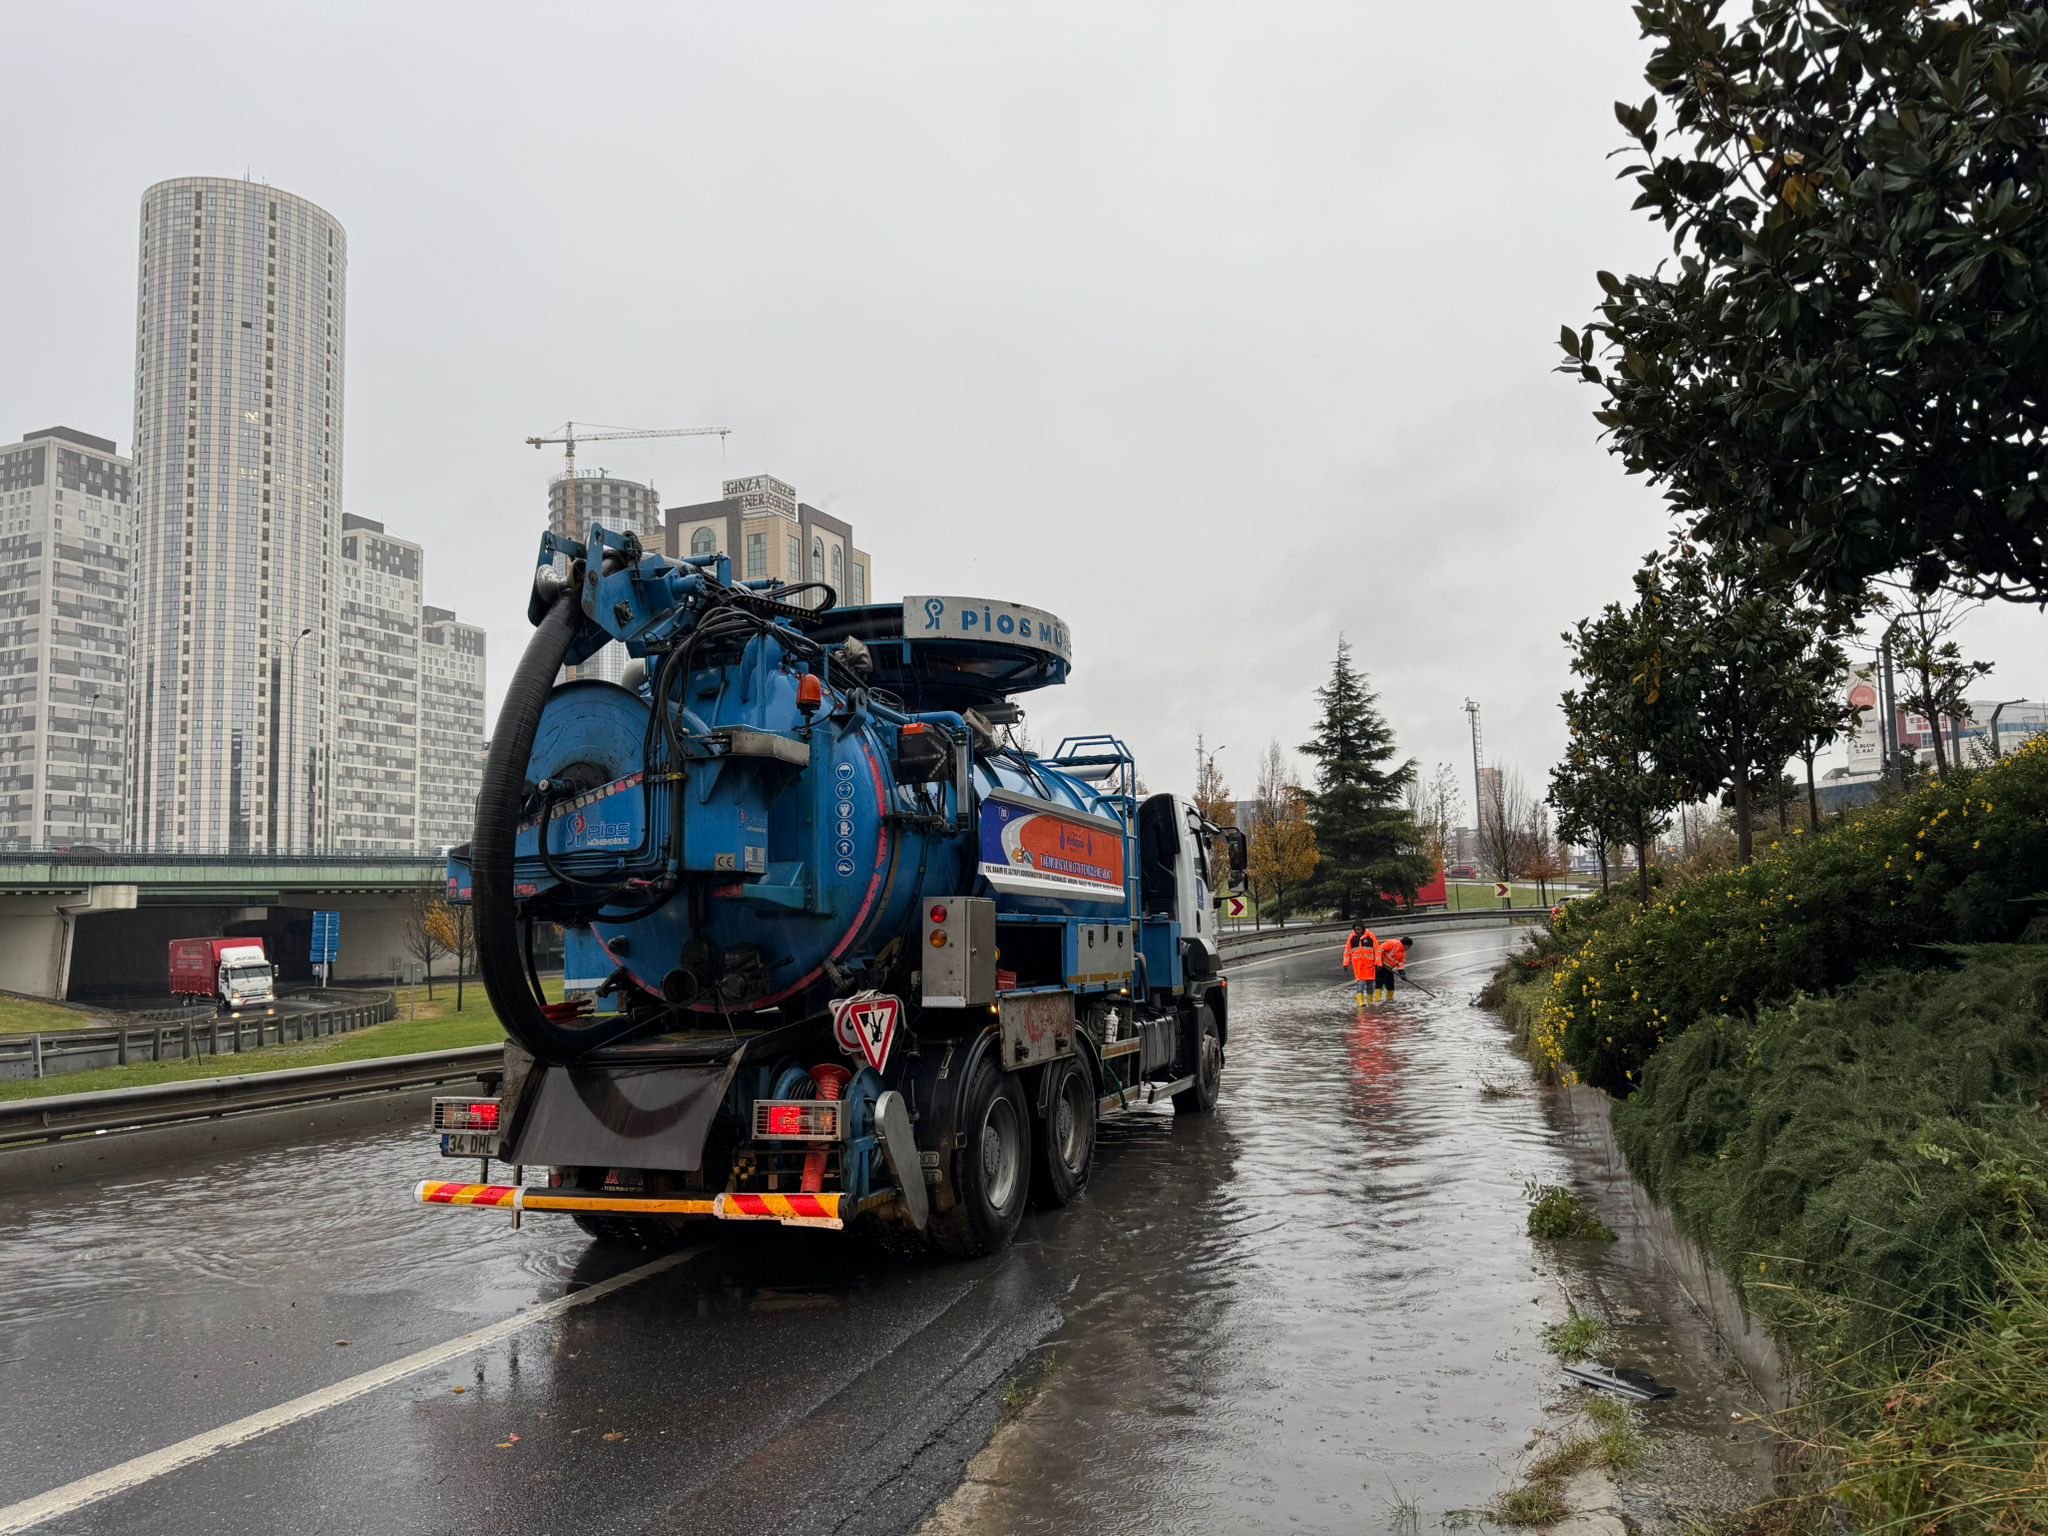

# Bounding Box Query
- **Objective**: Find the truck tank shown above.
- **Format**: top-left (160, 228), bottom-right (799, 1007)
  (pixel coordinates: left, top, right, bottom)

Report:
top-left (470, 528), bottom-right (1134, 1064)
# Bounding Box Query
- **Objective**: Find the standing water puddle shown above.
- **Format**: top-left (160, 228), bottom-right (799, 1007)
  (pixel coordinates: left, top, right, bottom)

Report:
top-left (930, 932), bottom-right (1769, 1533)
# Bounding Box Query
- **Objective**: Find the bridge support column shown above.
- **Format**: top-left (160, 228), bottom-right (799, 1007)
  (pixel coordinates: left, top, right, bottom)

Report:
top-left (0, 887), bottom-right (137, 1000)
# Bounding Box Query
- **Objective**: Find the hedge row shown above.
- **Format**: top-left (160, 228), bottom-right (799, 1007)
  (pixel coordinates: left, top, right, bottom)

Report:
top-left (1526, 734), bottom-right (2048, 1093)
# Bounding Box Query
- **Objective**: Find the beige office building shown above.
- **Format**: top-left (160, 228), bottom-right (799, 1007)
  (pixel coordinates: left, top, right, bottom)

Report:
top-left (664, 474), bottom-right (873, 608)
top-left (127, 177), bottom-right (345, 852)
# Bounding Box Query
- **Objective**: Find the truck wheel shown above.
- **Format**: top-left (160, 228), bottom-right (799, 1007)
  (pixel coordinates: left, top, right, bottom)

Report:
top-left (1029, 1054), bottom-right (1095, 1209)
top-left (928, 1054), bottom-right (1032, 1259)
top-left (1172, 1006), bottom-right (1223, 1115)
top-left (564, 1169), bottom-right (684, 1249)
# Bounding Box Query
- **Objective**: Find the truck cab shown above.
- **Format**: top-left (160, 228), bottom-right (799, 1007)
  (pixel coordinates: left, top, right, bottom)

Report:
top-left (218, 947), bottom-right (276, 1010)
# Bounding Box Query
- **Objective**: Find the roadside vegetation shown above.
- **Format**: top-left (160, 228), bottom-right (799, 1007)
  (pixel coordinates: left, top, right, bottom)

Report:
top-left (1486, 1394), bottom-right (1648, 1529)
top-left (0, 992), bottom-right (101, 1036)
top-left (1516, 739), bottom-right (2048, 1094)
top-left (1525, 1182), bottom-right (1617, 1244)
top-left (1490, 744), bottom-right (2048, 1531)
top-left (0, 980), bottom-right (541, 1103)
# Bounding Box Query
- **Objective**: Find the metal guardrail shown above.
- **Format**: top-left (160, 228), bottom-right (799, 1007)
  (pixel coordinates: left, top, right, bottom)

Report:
top-left (1, 990), bottom-right (400, 1082)
top-left (1217, 906), bottom-right (1547, 947)
top-left (0, 1045), bottom-right (503, 1147)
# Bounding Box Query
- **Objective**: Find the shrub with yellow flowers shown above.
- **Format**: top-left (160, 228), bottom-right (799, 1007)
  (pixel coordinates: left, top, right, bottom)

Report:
top-left (1511, 736), bottom-right (2048, 1093)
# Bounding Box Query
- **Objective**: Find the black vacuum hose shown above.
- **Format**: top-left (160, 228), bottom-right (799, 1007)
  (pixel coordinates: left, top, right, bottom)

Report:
top-left (473, 589), bottom-right (647, 1063)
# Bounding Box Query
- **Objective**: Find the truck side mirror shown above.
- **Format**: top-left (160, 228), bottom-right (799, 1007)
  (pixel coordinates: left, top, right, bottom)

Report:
top-left (1224, 827), bottom-right (1248, 894)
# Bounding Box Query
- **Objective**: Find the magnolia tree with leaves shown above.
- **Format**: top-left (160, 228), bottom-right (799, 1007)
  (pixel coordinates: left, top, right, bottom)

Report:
top-left (1552, 596), bottom-right (1683, 895)
top-left (1565, 1), bottom-right (2048, 604)
top-left (1300, 638), bottom-right (1430, 915)
top-left (1246, 739), bottom-right (1320, 926)
top-left (1635, 548), bottom-right (1851, 862)
top-left (1779, 628), bottom-right (1858, 826)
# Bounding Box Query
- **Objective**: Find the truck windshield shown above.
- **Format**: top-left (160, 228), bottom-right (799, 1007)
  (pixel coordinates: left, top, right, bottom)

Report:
top-left (225, 964), bottom-right (270, 984)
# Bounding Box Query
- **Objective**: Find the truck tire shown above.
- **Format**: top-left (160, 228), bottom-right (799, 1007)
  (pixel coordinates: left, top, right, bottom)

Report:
top-left (1172, 1004), bottom-right (1223, 1115)
top-left (1029, 1054), bottom-right (1095, 1209)
top-left (563, 1168), bottom-right (685, 1249)
top-left (928, 1054), bottom-right (1032, 1259)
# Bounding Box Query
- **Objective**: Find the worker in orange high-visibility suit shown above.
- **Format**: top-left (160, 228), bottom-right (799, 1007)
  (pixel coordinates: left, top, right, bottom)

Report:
top-left (1374, 934), bottom-right (1409, 1000)
top-left (1343, 922), bottom-right (1380, 1004)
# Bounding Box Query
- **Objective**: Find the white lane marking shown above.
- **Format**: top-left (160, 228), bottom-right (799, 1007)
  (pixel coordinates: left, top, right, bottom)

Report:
top-left (0, 1248), bottom-right (698, 1535)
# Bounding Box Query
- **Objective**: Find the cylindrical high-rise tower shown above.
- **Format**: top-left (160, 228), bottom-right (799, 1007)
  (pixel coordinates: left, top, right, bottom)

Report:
top-left (128, 177), bottom-right (346, 853)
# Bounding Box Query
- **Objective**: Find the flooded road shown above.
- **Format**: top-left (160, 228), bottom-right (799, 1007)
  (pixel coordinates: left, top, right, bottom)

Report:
top-left (929, 929), bottom-right (1575, 1534)
top-left (0, 926), bottom-right (1642, 1535)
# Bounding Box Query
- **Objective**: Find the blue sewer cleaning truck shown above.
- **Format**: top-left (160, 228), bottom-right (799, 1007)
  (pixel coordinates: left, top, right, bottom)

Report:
top-left (416, 525), bottom-right (1244, 1257)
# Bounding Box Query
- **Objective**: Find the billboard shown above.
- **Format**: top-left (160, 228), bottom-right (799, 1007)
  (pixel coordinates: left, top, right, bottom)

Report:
top-left (1844, 667), bottom-right (1883, 770)
top-left (978, 791), bottom-right (1125, 904)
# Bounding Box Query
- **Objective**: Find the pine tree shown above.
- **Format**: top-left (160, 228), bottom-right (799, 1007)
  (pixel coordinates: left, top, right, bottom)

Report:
top-left (1299, 638), bottom-right (1429, 915)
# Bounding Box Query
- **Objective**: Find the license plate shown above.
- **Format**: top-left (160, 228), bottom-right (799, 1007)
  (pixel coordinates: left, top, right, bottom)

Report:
top-left (440, 1132), bottom-right (495, 1158)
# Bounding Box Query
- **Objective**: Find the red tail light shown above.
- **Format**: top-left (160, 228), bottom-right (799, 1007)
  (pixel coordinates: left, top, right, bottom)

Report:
top-left (431, 1098), bottom-right (500, 1132)
top-left (752, 1100), bottom-right (841, 1141)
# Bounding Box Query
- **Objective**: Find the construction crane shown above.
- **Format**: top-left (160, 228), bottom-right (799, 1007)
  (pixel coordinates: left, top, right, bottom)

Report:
top-left (526, 422), bottom-right (731, 547)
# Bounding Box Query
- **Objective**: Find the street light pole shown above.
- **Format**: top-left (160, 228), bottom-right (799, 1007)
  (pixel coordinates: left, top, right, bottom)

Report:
top-left (286, 626), bottom-right (313, 853)
top-left (1989, 698), bottom-right (2029, 759)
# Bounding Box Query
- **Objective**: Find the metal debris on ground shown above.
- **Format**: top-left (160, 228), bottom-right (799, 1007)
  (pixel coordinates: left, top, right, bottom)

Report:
top-left (1563, 1361), bottom-right (1675, 1400)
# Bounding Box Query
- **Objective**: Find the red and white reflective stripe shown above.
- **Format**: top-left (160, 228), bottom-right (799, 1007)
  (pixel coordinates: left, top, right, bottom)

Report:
top-left (413, 1181), bottom-right (524, 1210)
top-left (714, 1191), bottom-right (840, 1223)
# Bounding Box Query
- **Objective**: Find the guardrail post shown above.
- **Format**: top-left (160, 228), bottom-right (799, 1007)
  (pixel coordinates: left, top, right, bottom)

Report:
top-left (117, 1029), bottom-right (129, 1067)
top-left (29, 1034), bottom-right (42, 1080)
top-left (207, 1019), bottom-right (219, 1057)
top-left (182, 1019), bottom-right (194, 1061)
top-left (152, 1027), bottom-right (163, 1063)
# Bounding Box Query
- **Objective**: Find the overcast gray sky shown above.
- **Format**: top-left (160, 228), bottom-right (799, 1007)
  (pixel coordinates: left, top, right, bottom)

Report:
top-left (6, 1), bottom-right (2041, 819)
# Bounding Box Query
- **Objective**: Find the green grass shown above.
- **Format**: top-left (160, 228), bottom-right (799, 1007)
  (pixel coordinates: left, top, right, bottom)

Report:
top-left (1492, 1398), bottom-right (1647, 1529)
top-left (0, 978), bottom-right (555, 1102)
top-left (1540, 1308), bottom-right (1608, 1363)
top-left (0, 993), bottom-right (103, 1035)
top-left (1489, 1481), bottom-right (1570, 1527)
top-left (1444, 880), bottom-right (1584, 911)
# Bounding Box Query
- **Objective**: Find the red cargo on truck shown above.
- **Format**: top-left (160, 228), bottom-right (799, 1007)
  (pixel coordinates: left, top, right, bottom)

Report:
top-left (168, 937), bottom-right (275, 1010)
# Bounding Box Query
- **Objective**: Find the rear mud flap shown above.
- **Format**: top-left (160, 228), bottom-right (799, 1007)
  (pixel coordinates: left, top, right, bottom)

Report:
top-left (502, 1055), bottom-right (744, 1173)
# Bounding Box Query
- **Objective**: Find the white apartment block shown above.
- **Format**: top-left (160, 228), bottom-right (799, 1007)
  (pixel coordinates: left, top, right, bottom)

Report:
top-left (331, 514), bottom-right (420, 852)
top-left (547, 471), bottom-right (660, 684)
top-left (128, 177), bottom-right (345, 852)
top-left (0, 428), bottom-right (132, 850)
top-left (419, 605), bottom-right (485, 852)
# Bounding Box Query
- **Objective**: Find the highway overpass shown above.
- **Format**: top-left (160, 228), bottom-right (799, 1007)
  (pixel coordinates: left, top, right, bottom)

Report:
top-left (0, 854), bottom-right (445, 1001)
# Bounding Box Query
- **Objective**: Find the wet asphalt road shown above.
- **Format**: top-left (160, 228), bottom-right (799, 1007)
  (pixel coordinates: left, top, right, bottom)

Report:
top-left (0, 931), bottom-right (1546, 1536)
